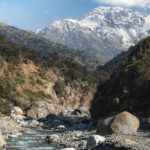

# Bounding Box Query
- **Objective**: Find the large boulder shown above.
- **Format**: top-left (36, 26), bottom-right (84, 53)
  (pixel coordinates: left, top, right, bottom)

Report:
top-left (0, 131), bottom-right (6, 147)
top-left (97, 111), bottom-right (139, 135)
top-left (27, 101), bottom-right (61, 119)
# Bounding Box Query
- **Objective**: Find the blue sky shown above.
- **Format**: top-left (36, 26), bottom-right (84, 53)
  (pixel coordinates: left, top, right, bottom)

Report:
top-left (0, 0), bottom-right (149, 31)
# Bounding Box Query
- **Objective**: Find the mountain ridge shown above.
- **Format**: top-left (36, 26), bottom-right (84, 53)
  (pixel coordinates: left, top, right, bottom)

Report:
top-left (37, 6), bottom-right (150, 60)
top-left (0, 23), bottom-right (104, 70)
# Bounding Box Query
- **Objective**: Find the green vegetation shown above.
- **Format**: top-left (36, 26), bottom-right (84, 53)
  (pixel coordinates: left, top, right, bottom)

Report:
top-left (23, 89), bottom-right (48, 101)
top-left (36, 79), bottom-right (43, 86)
top-left (0, 76), bottom-right (15, 114)
top-left (0, 34), bottom-right (109, 115)
top-left (54, 80), bottom-right (65, 96)
top-left (98, 48), bottom-right (132, 74)
top-left (7, 64), bottom-right (16, 73)
top-left (0, 24), bottom-right (105, 70)
top-left (0, 55), bottom-right (4, 69)
top-left (91, 37), bottom-right (150, 121)
top-left (15, 77), bottom-right (25, 85)
top-left (38, 69), bottom-right (46, 79)
top-left (66, 68), bottom-right (83, 80)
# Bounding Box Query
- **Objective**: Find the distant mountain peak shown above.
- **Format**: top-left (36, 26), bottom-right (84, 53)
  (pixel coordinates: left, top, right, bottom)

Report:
top-left (36, 6), bottom-right (150, 61)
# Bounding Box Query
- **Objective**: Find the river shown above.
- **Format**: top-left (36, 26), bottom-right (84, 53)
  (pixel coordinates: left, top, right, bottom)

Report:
top-left (6, 130), bottom-right (63, 150)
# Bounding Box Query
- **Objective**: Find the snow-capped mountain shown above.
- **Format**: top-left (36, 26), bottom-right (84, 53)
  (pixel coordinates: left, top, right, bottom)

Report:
top-left (36, 7), bottom-right (150, 61)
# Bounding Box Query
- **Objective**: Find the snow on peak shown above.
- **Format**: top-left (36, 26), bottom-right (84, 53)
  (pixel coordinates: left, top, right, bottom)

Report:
top-left (36, 6), bottom-right (150, 60)
top-left (80, 6), bottom-right (150, 28)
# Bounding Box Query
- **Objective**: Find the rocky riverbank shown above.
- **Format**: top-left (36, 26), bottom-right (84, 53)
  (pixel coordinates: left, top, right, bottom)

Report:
top-left (95, 131), bottom-right (150, 150)
top-left (42, 118), bottom-right (150, 150)
top-left (0, 107), bottom-right (150, 150)
top-left (41, 111), bottom-right (150, 150)
top-left (45, 129), bottom-right (150, 150)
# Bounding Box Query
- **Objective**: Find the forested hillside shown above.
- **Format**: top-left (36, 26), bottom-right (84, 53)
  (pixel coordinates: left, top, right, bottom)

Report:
top-left (0, 34), bottom-right (109, 115)
top-left (0, 23), bottom-right (104, 70)
top-left (91, 37), bottom-right (150, 121)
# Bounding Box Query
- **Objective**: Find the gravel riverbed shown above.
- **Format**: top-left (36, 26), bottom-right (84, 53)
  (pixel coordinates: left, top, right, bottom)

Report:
top-left (1, 108), bottom-right (150, 150)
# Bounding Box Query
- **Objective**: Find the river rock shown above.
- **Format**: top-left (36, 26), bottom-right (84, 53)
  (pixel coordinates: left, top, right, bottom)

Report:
top-left (45, 134), bottom-right (59, 144)
top-left (11, 114), bottom-right (24, 121)
top-left (29, 120), bottom-right (39, 126)
top-left (71, 108), bottom-right (91, 118)
top-left (86, 135), bottom-right (105, 149)
top-left (57, 125), bottom-right (65, 129)
top-left (27, 101), bottom-right (61, 119)
top-left (61, 148), bottom-right (75, 150)
top-left (50, 119), bottom-right (63, 128)
top-left (97, 111), bottom-right (139, 135)
top-left (13, 106), bottom-right (24, 115)
top-left (0, 131), bottom-right (6, 147)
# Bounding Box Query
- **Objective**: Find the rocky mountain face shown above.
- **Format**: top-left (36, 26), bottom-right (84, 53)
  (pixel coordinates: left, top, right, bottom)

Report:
top-left (90, 36), bottom-right (150, 121)
top-left (37, 7), bottom-right (150, 61)
top-left (0, 23), bottom-right (104, 70)
top-left (0, 34), bottom-right (109, 115)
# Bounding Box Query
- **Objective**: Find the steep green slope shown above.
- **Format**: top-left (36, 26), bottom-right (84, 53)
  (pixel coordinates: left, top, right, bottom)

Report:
top-left (0, 23), bottom-right (105, 70)
top-left (91, 37), bottom-right (150, 121)
top-left (0, 34), bottom-right (109, 115)
top-left (98, 47), bottom-right (133, 74)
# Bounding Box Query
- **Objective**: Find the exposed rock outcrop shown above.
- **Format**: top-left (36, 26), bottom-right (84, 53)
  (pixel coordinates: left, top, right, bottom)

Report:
top-left (27, 101), bottom-right (62, 119)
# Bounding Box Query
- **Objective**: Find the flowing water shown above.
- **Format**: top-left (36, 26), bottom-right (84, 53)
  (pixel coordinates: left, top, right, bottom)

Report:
top-left (6, 130), bottom-right (64, 150)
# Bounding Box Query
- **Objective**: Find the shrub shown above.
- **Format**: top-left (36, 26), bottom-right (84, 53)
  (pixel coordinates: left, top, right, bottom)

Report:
top-left (23, 89), bottom-right (48, 101)
top-left (16, 71), bottom-right (22, 78)
top-left (0, 55), bottom-right (4, 69)
top-left (30, 80), bottom-right (35, 86)
top-left (0, 76), bottom-right (15, 114)
top-left (7, 64), bottom-right (15, 73)
top-left (36, 79), bottom-right (43, 85)
top-left (38, 69), bottom-right (46, 79)
top-left (15, 77), bottom-right (25, 85)
top-left (4, 69), bottom-right (9, 77)
top-left (0, 98), bottom-right (11, 114)
top-left (53, 80), bottom-right (65, 96)
top-left (66, 68), bottom-right (83, 81)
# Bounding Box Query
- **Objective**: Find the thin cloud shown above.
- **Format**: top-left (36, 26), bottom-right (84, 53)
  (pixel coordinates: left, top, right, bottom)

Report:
top-left (93, 0), bottom-right (150, 8)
